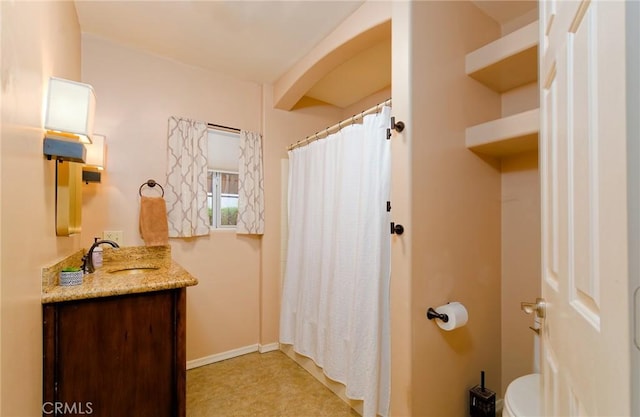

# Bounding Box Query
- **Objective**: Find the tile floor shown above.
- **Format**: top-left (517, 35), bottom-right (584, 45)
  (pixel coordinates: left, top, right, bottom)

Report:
top-left (187, 350), bottom-right (360, 417)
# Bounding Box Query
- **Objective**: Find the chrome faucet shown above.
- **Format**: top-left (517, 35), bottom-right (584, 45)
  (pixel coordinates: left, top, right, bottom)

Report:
top-left (82, 239), bottom-right (120, 274)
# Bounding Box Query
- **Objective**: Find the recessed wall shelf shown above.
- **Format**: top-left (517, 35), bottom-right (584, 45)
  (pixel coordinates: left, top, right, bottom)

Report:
top-left (465, 109), bottom-right (539, 157)
top-left (466, 21), bottom-right (539, 92)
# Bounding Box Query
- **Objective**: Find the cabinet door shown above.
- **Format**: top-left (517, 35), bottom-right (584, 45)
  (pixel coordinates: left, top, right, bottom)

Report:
top-left (44, 290), bottom-right (185, 417)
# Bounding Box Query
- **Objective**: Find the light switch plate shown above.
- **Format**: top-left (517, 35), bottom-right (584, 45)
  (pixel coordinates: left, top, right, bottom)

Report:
top-left (103, 230), bottom-right (123, 246)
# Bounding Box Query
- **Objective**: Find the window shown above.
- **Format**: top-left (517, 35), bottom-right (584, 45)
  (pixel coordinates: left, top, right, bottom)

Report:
top-left (208, 171), bottom-right (238, 228)
top-left (207, 129), bottom-right (240, 229)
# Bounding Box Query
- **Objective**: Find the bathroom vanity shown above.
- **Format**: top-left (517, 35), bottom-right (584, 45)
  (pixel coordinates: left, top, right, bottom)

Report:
top-left (41, 246), bottom-right (198, 417)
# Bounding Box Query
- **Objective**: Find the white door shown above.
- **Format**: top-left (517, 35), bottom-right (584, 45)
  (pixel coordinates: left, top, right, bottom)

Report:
top-left (539, 0), bottom-right (630, 415)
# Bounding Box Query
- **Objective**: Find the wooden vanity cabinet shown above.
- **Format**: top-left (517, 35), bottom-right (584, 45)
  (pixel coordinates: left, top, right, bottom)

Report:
top-left (43, 288), bottom-right (186, 417)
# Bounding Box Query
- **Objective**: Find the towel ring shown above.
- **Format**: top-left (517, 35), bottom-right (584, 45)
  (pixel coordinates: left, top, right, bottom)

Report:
top-left (139, 179), bottom-right (164, 197)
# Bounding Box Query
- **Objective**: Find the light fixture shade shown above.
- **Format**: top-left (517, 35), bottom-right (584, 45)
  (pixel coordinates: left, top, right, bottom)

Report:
top-left (84, 134), bottom-right (106, 170)
top-left (45, 77), bottom-right (96, 143)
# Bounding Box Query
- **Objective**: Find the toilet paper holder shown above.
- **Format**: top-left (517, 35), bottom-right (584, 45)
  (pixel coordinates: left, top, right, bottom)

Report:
top-left (426, 307), bottom-right (449, 323)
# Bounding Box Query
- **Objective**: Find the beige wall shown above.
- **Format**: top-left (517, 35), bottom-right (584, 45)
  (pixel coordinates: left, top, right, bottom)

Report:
top-left (501, 8), bottom-right (539, 36)
top-left (500, 150), bottom-right (540, 395)
top-left (407, 2), bottom-right (503, 415)
top-left (341, 87), bottom-right (391, 120)
top-left (0, 1), bottom-right (83, 414)
top-left (497, 16), bottom-right (541, 397)
top-left (501, 82), bottom-right (538, 117)
top-left (389, 2), bottom-right (413, 414)
top-left (498, 46), bottom-right (540, 395)
top-left (80, 34), bottom-right (264, 360)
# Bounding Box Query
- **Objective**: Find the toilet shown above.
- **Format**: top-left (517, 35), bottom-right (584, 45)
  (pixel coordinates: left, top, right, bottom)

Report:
top-left (502, 373), bottom-right (541, 417)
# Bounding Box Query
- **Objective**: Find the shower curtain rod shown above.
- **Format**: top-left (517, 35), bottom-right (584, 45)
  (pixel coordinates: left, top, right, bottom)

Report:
top-left (287, 98), bottom-right (392, 151)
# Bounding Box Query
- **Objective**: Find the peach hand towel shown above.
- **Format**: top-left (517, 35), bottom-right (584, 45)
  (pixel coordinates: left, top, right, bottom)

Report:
top-left (139, 196), bottom-right (169, 246)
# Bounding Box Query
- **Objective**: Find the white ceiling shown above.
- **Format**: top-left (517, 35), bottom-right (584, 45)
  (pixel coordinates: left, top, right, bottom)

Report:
top-left (74, 1), bottom-right (365, 85)
top-left (74, 1), bottom-right (536, 109)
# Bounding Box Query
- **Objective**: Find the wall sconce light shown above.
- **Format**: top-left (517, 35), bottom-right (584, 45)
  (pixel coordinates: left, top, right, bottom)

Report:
top-left (42, 76), bottom-right (97, 236)
top-left (43, 77), bottom-right (96, 163)
top-left (82, 134), bottom-right (106, 183)
top-left (44, 77), bottom-right (96, 144)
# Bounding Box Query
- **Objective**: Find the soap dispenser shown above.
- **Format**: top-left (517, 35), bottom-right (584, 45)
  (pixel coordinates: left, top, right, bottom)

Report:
top-left (91, 237), bottom-right (103, 269)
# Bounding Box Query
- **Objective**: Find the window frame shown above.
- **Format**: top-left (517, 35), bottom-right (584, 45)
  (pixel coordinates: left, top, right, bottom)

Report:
top-left (208, 169), bottom-right (239, 230)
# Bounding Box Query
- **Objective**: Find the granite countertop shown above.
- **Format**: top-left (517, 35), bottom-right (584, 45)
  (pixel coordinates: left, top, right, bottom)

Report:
top-left (42, 245), bottom-right (198, 304)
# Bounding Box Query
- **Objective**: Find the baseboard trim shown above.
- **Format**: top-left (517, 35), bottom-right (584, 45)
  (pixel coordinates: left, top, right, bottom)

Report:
top-left (259, 342), bottom-right (280, 353)
top-left (187, 344), bottom-right (259, 370)
top-left (187, 343), bottom-right (281, 370)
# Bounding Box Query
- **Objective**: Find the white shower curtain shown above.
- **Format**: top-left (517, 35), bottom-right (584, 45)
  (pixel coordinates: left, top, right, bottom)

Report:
top-left (280, 106), bottom-right (391, 417)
